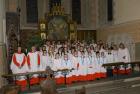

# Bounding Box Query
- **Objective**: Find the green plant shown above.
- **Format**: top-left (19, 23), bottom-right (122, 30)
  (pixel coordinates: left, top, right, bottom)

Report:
top-left (26, 35), bottom-right (43, 51)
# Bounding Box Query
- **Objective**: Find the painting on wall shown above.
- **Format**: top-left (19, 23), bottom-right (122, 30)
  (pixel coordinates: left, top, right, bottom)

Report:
top-left (47, 16), bottom-right (69, 40)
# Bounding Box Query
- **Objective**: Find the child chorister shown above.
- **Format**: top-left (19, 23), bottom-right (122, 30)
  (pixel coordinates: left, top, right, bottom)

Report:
top-left (70, 51), bottom-right (79, 82)
top-left (47, 48), bottom-right (54, 69)
top-left (77, 51), bottom-right (88, 81)
top-left (61, 54), bottom-right (73, 84)
top-left (105, 49), bottom-right (114, 76)
top-left (52, 53), bottom-right (64, 84)
top-left (87, 51), bottom-right (95, 81)
top-left (94, 52), bottom-right (101, 79)
top-left (40, 50), bottom-right (48, 71)
top-left (27, 46), bottom-right (40, 85)
top-left (106, 49), bottom-right (114, 64)
top-left (112, 46), bottom-right (119, 74)
top-left (100, 52), bottom-right (107, 78)
top-left (112, 45), bottom-right (119, 63)
top-left (118, 43), bottom-right (131, 74)
top-left (27, 46), bottom-right (41, 73)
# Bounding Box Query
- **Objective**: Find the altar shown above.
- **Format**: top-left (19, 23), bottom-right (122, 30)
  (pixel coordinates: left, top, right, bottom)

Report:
top-left (39, 4), bottom-right (77, 41)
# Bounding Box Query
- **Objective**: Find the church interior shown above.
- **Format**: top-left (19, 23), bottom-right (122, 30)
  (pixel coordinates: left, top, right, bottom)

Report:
top-left (1, 0), bottom-right (140, 94)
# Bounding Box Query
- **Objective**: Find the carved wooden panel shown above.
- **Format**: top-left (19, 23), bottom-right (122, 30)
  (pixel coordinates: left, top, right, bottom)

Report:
top-left (20, 29), bottom-right (39, 51)
top-left (77, 30), bottom-right (96, 41)
top-left (6, 12), bottom-right (18, 67)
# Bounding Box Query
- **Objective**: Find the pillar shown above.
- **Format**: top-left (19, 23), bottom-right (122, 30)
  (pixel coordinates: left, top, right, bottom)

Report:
top-left (0, 0), bottom-right (7, 87)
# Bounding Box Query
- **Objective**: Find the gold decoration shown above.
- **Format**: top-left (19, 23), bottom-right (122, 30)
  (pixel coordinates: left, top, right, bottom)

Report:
top-left (38, 4), bottom-right (78, 40)
top-left (50, 3), bottom-right (65, 16)
top-left (69, 21), bottom-right (77, 40)
top-left (41, 32), bottom-right (46, 40)
top-left (39, 19), bottom-right (47, 32)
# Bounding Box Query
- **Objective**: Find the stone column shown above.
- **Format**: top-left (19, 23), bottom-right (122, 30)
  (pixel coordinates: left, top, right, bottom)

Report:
top-left (38, 0), bottom-right (49, 19)
top-left (0, 0), bottom-right (7, 88)
top-left (81, 0), bottom-right (87, 27)
top-left (38, 0), bottom-right (44, 19)
top-left (88, 0), bottom-right (97, 29)
top-left (0, 0), bottom-right (5, 43)
top-left (98, 0), bottom-right (108, 26)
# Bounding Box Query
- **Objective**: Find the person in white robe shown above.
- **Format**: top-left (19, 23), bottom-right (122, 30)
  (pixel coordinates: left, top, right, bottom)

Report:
top-left (106, 49), bottom-right (114, 64)
top-left (52, 53), bottom-right (64, 84)
top-left (78, 46), bottom-right (84, 57)
top-left (70, 51), bottom-right (79, 82)
top-left (112, 45), bottom-right (119, 63)
top-left (40, 50), bottom-right (49, 71)
top-left (90, 46), bottom-right (96, 58)
top-left (77, 51), bottom-right (88, 81)
top-left (118, 43), bottom-right (131, 74)
top-left (100, 52), bottom-right (107, 78)
top-left (86, 51), bottom-right (96, 81)
top-left (94, 52), bottom-right (101, 79)
top-left (27, 46), bottom-right (41, 85)
top-left (10, 47), bottom-right (28, 88)
top-left (118, 43), bottom-right (131, 62)
top-left (57, 41), bottom-right (62, 49)
top-left (90, 40), bottom-right (97, 48)
top-left (112, 45), bottom-right (119, 74)
top-left (105, 49), bottom-right (115, 75)
top-left (61, 54), bottom-right (73, 84)
top-left (11, 47), bottom-right (28, 75)
top-left (45, 41), bottom-right (51, 52)
top-left (38, 47), bottom-right (43, 55)
top-left (47, 47), bottom-right (55, 68)
top-left (100, 45), bottom-right (106, 53)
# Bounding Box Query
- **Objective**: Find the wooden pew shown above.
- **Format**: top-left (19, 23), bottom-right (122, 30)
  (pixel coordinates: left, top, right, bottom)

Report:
top-left (102, 61), bottom-right (140, 67)
top-left (103, 61), bottom-right (140, 69)
top-left (102, 62), bottom-right (124, 67)
top-left (102, 61), bottom-right (140, 76)
top-left (125, 61), bottom-right (140, 72)
top-left (2, 68), bottom-right (74, 90)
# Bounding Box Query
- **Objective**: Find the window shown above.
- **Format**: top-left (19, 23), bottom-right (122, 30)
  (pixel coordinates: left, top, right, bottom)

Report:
top-left (26, 0), bottom-right (38, 23)
top-left (72, 0), bottom-right (81, 24)
top-left (107, 0), bottom-right (113, 21)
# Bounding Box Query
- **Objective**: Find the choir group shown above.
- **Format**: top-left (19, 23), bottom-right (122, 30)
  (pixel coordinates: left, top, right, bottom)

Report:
top-left (10, 40), bottom-right (131, 89)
